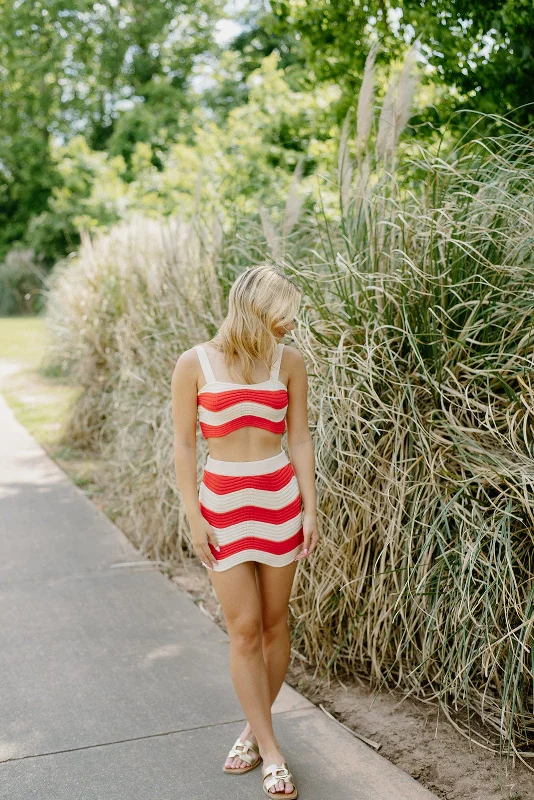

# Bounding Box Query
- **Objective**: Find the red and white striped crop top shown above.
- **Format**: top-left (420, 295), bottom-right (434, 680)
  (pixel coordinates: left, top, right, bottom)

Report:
top-left (195, 343), bottom-right (288, 439)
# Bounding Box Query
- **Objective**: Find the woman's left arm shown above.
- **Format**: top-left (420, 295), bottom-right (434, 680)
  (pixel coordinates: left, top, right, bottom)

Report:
top-left (285, 346), bottom-right (320, 559)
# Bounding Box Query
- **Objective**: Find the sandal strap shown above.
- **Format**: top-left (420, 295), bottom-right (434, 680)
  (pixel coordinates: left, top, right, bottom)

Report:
top-left (227, 738), bottom-right (260, 765)
top-left (263, 762), bottom-right (293, 791)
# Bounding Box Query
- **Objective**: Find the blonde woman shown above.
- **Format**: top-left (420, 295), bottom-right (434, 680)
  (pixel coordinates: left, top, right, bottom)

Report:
top-left (171, 265), bottom-right (319, 798)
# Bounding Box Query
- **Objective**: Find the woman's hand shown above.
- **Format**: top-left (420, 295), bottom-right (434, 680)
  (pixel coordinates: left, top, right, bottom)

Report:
top-left (189, 514), bottom-right (220, 570)
top-left (295, 511), bottom-right (320, 560)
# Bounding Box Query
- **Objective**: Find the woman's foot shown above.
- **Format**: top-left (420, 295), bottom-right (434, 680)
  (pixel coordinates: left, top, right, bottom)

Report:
top-left (261, 750), bottom-right (295, 794)
top-left (224, 725), bottom-right (260, 771)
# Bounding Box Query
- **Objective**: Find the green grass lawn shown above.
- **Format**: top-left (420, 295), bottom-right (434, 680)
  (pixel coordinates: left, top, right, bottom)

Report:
top-left (0, 314), bottom-right (80, 449)
top-left (0, 314), bottom-right (104, 495)
top-left (0, 314), bottom-right (52, 367)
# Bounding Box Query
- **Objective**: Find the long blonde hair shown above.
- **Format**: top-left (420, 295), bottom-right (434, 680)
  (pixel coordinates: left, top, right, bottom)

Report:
top-left (210, 265), bottom-right (301, 384)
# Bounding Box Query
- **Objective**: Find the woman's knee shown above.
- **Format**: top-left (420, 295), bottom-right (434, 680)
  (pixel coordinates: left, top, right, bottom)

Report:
top-left (262, 613), bottom-right (289, 643)
top-left (228, 615), bottom-right (263, 654)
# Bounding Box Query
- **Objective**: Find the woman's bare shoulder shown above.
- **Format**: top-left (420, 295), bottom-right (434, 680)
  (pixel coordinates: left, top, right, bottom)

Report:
top-left (281, 343), bottom-right (306, 376)
top-left (171, 346), bottom-right (201, 382)
top-left (282, 343), bottom-right (305, 362)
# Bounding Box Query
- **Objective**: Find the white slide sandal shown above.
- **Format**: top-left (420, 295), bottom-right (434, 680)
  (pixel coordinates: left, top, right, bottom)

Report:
top-left (222, 738), bottom-right (262, 774)
top-left (262, 762), bottom-right (298, 798)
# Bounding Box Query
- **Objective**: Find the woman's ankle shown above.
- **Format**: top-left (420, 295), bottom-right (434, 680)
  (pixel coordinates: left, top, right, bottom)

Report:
top-left (241, 723), bottom-right (256, 742)
top-left (259, 744), bottom-right (283, 764)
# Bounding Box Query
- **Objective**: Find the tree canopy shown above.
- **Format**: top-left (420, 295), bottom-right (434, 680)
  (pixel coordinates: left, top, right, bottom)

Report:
top-left (1, 0), bottom-right (532, 263)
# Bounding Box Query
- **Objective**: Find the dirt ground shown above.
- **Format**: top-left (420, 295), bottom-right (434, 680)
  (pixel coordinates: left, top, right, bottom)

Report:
top-left (167, 559), bottom-right (534, 800)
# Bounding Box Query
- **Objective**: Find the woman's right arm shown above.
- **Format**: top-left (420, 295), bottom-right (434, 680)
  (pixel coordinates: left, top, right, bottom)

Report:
top-left (171, 349), bottom-right (219, 569)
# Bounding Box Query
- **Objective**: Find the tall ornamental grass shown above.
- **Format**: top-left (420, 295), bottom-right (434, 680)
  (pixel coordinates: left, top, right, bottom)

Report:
top-left (45, 52), bottom-right (534, 763)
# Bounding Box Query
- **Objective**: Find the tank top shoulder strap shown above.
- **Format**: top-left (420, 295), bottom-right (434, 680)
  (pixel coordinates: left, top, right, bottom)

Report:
top-left (270, 342), bottom-right (284, 382)
top-left (195, 344), bottom-right (216, 385)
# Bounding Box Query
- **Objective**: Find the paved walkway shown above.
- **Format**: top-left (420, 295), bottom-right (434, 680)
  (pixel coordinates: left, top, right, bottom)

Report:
top-left (0, 388), bottom-right (437, 800)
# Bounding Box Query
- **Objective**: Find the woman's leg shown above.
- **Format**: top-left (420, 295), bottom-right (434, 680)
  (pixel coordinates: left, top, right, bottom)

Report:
top-left (225, 560), bottom-right (298, 773)
top-left (208, 562), bottom-right (284, 777)
top-left (256, 560), bottom-right (298, 794)
top-left (257, 560), bottom-right (298, 705)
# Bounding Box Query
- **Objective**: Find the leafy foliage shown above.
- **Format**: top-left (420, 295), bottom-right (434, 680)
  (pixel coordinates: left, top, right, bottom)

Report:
top-left (0, 249), bottom-right (48, 315)
top-left (270, 0), bottom-right (534, 126)
top-left (0, 0), bottom-right (218, 260)
top-left (21, 53), bottom-right (339, 270)
top-left (1, 0), bottom-right (533, 273)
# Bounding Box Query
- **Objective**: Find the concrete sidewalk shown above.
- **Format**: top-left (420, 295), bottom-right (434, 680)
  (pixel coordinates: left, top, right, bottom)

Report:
top-left (0, 390), bottom-right (437, 800)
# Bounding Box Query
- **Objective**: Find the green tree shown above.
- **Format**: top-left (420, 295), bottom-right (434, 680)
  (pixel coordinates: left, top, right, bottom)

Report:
top-left (402, 0), bottom-right (534, 123)
top-left (0, 0), bottom-right (64, 257)
top-left (200, 0), bottom-right (309, 123)
top-left (269, 0), bottom-right (534, 126)
top-left (0, 0), bottom-right (219, 260)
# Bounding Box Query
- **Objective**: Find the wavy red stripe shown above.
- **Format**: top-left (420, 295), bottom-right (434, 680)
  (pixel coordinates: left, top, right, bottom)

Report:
top-left (201, 463), bottom-right (295, 494)
top-left (200, 416), bottom-right (286, 439)
top-left (198, 388), bottom-right (288, 411)
top-left (208, 528), bottom-right (304, 560)
top-left (199, 495), bottom-right (302, 528)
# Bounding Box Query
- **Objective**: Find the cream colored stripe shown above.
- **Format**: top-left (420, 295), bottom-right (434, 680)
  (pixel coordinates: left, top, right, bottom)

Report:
top-left (210, 545), bottom-right (302, 572)
top-left (204, 449), bottom-right (289, 476)
top-left (204, 514), bottom-right (303, 545)
top-left (198, 401), bottom-right (286, 426)
top-left (198, 379), bottom-right (285, 392)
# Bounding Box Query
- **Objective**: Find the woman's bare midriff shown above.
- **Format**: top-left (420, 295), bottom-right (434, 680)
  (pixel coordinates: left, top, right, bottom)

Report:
top-left (206, 428), bottom-right (285, 462)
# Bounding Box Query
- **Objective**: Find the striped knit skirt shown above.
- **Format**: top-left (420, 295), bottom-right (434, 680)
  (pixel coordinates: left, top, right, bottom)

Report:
top-left (198, 449), bottom-right (304, 572)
